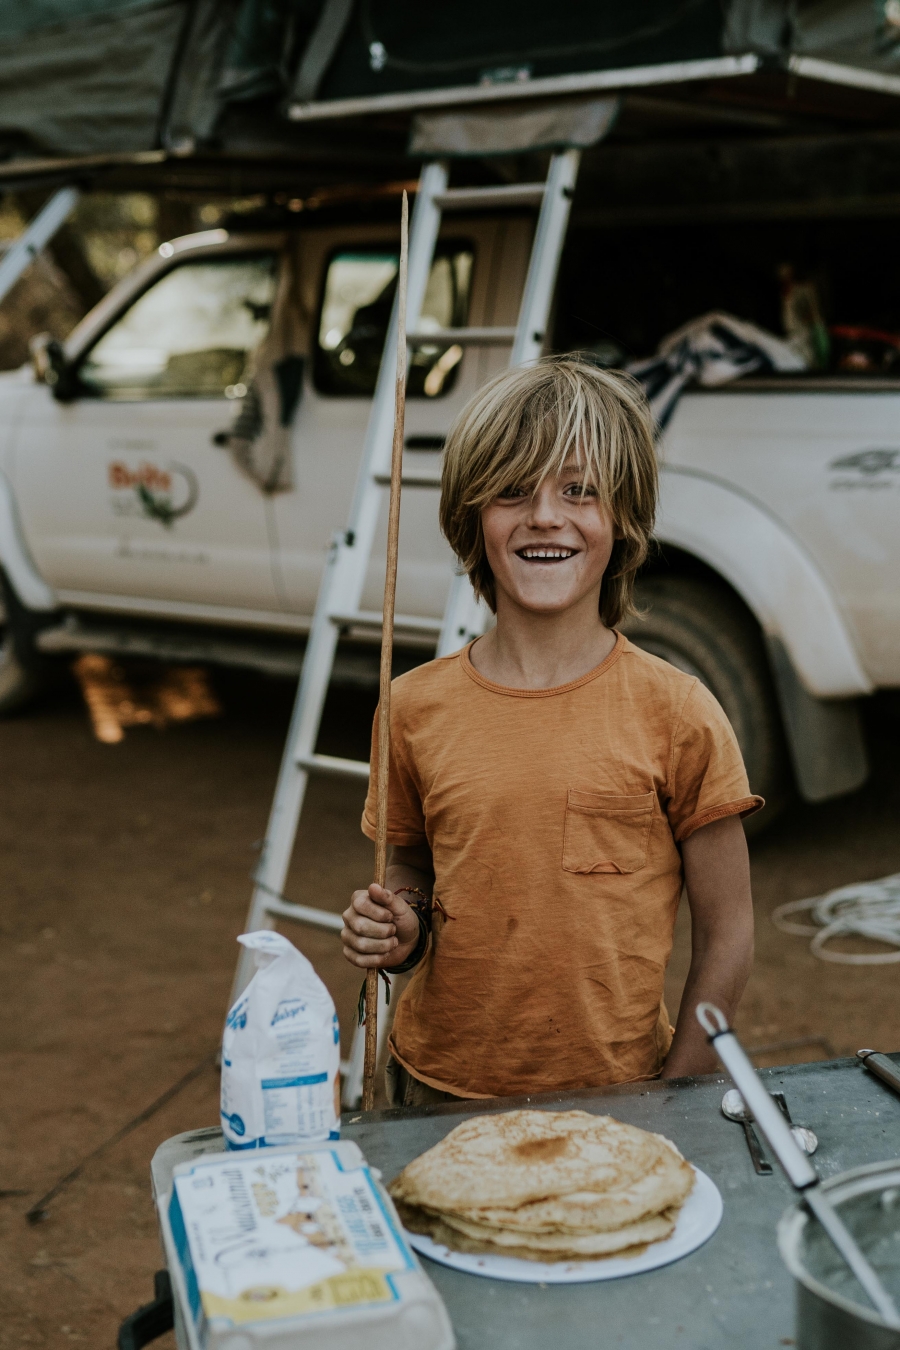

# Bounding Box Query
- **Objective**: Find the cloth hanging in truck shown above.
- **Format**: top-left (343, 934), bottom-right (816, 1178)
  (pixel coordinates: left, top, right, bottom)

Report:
top-left (216, 245), bottom-right (306, 494)
top-left (627, 311), bottom-right (807, 431)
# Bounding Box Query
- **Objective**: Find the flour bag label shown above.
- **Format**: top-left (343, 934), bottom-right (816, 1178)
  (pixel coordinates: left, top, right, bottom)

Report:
top-left (221, 931), bottom-right (341, 1149)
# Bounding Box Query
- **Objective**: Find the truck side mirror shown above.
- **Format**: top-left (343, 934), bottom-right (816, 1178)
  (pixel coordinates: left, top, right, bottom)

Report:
top-left (30, 334), bottom-right (80, 401)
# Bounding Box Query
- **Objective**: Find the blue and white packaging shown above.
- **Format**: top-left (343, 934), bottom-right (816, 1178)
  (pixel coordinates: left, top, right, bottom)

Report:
top-left (156, 1138), bottom-right (455, 1350)
top-left (221, 931), bottom-right (341, 1150)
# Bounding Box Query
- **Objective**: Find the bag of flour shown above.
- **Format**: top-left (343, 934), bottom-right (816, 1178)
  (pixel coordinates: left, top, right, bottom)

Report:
top-left (221, 931), bottom-right (340, 1150)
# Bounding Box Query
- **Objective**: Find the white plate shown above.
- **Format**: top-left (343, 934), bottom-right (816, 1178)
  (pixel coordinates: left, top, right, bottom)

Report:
top-left (405, 1165), bottom-right (722, 1284)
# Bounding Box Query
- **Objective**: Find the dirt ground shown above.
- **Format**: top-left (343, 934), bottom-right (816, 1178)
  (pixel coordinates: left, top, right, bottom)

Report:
top-left (1, 666), bottom-right (898, 1349)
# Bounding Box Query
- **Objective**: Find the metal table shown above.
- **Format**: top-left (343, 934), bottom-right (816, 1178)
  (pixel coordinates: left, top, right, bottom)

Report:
top-left (340, 1056), bottom-right (900, 1350)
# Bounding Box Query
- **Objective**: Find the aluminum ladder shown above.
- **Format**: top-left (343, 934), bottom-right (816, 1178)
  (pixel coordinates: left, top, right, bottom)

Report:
top-left (232, 149), bottom-right (581, 1107)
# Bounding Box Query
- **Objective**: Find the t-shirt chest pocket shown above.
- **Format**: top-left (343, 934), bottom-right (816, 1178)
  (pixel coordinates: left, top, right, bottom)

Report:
top-left (562, 789), bottom-right (655, 875)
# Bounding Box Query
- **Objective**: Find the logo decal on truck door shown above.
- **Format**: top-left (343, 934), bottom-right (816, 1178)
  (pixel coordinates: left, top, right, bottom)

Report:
top-left (828, 448), bottom-right (900, 490)
top-left (108, 461), bottom-right (199, 526)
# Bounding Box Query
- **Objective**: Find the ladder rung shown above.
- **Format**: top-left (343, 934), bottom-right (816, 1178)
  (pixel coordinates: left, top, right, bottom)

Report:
top-left (408, 326), bottom-right (516, 346)
top-left (297, 752), bottom-right (371, 779)
top-left (433, 184), bottom-right (546, 211)
top-left (330, 609), bottom-right (443, 634)
top-left (260, 896), bottom-right (345, 930)
top-left (373, 472), bottom-right (441, 489)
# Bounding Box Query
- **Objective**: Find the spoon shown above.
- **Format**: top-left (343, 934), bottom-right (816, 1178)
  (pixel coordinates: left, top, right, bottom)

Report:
top-left (788, 1124), bottom-right (818, 1155)
top-left (723, 1089), bottom-right (818, 1156)
top-left (771, 1090), bottom-right (819, 1156)
top-left (722, 1089), bottom-right (773, 1173)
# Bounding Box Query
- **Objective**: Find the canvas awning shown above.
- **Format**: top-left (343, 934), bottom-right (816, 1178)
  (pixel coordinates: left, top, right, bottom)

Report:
top-left (3, 1), bottom-right (900, 196)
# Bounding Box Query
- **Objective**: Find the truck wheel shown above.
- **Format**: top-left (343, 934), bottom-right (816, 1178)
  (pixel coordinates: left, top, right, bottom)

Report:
top-left (0, 577), bottom-right (52, 713)
top-left (621, 575), bottom-right (790, 831)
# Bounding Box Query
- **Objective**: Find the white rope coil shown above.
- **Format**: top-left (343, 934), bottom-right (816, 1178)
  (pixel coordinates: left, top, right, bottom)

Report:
top-left (772, 873), bottom-right (900, 964)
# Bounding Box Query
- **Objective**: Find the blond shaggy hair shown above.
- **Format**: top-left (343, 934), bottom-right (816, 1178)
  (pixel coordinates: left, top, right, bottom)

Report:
top-left (439, 358), bottom-right (658, 626)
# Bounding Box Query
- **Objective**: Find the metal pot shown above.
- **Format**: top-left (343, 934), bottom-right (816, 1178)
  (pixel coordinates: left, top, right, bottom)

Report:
top-left (778, 1161), bottom-right (900, 1350)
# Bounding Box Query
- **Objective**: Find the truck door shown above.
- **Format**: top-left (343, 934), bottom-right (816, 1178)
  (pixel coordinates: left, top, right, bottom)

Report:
top-left (273, 217), bottom-right (532, 621)
top-left (11, 250), bottom-right (281, 614)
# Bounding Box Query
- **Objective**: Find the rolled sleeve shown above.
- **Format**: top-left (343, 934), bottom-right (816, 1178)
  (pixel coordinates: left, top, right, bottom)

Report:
top-left (666, 682), bottom-right (764, 842)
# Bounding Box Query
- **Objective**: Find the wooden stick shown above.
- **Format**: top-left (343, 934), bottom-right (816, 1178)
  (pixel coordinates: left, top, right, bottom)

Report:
top-left (363, 190), bottom-right (408, 1111)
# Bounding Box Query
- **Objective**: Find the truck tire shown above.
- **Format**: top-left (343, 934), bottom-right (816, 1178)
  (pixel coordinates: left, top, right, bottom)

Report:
top-left (621, 575), bottom-right (790, 831)
top-left (0, 575), bottom-right (53, 713)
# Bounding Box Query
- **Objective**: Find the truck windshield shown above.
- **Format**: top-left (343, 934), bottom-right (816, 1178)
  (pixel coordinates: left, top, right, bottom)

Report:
top-left (315, 244), bottom-right (473, 397)
top-left (80, 254), bottom-right (278, 401)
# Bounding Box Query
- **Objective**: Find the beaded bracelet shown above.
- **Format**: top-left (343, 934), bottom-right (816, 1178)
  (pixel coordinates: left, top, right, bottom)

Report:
top-left (396, 886), bottom-right (456, 925)
top-left (389, 887), bottom-right (431, 973)
top-left (395, 885), bottom-right (431, 921)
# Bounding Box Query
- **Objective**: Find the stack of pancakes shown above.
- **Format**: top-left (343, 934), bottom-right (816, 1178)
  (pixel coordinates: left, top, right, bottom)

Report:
top-left (389, 1109), bottom-right (694, 1262)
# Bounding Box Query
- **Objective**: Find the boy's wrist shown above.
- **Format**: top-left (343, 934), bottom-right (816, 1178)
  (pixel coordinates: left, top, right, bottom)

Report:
top-left (384, 910), bottom-right (429, 972)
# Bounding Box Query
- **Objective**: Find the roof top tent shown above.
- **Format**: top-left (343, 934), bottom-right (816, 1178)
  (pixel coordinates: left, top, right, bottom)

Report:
top-left (2, 0), bottom-right (900, 193)
top-left (1, 0), bottom-right (900, 368)
top-left (3, 2), bottom-right (900, 383)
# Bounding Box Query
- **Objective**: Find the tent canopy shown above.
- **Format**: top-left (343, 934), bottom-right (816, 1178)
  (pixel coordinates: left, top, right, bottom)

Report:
top-left (3, 0), bottom-right (900, 204)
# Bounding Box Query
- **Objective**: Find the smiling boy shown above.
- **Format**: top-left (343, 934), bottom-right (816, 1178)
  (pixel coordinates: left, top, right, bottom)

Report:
top-left (341, 359), bottom-right (761, 1106)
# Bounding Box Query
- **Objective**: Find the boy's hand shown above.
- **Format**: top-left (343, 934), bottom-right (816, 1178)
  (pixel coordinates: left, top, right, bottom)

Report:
top-left (341, 884), bottom-right (421, 970)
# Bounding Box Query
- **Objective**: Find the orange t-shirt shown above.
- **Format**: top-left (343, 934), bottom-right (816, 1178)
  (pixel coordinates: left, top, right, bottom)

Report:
top-left (362, 632), bottom-right (762, 1098)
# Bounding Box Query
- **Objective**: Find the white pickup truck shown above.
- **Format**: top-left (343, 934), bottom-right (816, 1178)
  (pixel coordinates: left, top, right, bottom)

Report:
top-left (0, 213), bottom-right (895, 820)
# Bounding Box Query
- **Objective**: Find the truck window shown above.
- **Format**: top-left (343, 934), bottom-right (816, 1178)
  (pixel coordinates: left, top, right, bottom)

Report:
top-left (79, 254), bottom-right (278, 401)
top-left (314, 244), bottom-right (473, 397)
